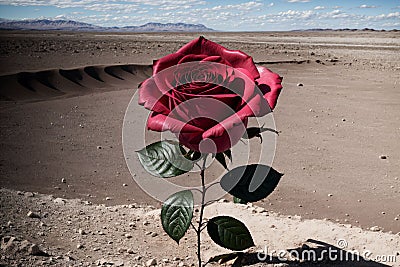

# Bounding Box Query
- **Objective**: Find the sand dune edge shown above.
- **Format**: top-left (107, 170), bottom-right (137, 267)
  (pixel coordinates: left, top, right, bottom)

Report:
top-left (0, 64), bottom-right (152, 102)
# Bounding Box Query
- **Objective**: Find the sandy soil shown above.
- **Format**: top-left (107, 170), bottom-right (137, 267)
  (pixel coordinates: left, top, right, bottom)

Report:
top-left (1, 189), bottom-right (399, 266)
top-left (0, 31), bottom-right (399, 266)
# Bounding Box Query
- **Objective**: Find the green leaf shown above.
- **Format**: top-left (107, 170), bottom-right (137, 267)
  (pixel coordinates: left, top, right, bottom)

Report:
top-left (220, 164), bottom-right (282, 202)
top-left (207, 216), bottom-right (254, 251)
top-left (215, 152), bottom-right (228, 170)
top-left (161, 190), bottom-right (194, 243)
top-left (233, 197), bottom-right (248, 204)
top-left (137, 140), bottom-right (194, 178)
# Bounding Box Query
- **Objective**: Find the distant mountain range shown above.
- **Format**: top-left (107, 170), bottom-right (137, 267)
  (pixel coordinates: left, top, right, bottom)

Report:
top-left (0, 19), bottom-right (215, 32)
top-left (294, 28), bottom-right (398, 32)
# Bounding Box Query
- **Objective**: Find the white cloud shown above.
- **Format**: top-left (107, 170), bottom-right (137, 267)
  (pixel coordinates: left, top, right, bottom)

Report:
top-left (2, 0), bottom-right (399, 30)
top-left (321, 9), bottom-right (350, 19)
top-left (0, 0), bottom-right (206, 12)
top-left (359, 4), bottom-right (378, 9)
top-left (368, 12), bottom-right (400, 20)
top-left (277, 9), bottom-right (314, 20)
top-left (210, 1), bottom-right (263, 11)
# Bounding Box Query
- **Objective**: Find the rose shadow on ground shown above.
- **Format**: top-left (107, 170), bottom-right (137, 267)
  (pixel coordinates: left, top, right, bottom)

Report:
top-left (211, 239), bottom-right (391, 267)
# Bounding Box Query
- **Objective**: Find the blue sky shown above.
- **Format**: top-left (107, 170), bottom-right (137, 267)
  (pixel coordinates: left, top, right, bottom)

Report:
top-left (0, 0), bottom-right (399, 30)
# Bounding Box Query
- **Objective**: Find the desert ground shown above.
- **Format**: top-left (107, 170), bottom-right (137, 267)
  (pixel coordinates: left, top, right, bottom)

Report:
top-left (0, 31), bottom-right (399, 266)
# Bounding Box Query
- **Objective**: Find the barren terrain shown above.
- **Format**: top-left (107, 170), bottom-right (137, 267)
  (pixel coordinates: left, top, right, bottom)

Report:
top-left (0, 31), bottom-right (399, 266)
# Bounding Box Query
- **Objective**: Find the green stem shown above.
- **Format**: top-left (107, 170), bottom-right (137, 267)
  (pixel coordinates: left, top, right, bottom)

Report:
top-left (196, 155), bottom-right (208, 267)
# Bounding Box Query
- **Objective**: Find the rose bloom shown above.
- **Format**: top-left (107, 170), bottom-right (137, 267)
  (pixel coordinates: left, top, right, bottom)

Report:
top-left (139, 36), bottom-right (282, 154)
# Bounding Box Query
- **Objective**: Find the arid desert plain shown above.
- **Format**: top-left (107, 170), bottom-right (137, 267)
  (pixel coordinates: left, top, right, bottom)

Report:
top-left (0, 31), bottom-right (399, 266)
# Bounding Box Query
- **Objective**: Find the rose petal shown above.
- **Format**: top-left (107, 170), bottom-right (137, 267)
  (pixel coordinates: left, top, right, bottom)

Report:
top-left (147, 112), bottom-right (203, 133)
top-left (256, 66), bottom-right (283, 110)
top-left (178, 54), bottom-right (208, 64)
top-left (202, 93), bottom-right (268, 139)
top-left (169, 97), bottom-right (239, 129)
top-left (153, 52), bottom-right (184, 75)
top-left (139, 78), bottom-right (179, 114)
top-left (177, 37), bottom-right (260, 80)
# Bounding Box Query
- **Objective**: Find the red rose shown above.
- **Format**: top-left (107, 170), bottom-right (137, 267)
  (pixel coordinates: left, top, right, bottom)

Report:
top-left (139, 36), bottom-right (282, 153)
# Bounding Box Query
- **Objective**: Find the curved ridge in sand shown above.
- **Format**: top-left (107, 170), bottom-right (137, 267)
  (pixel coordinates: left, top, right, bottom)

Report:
top-left (0, 64), bottom-right (152, 101)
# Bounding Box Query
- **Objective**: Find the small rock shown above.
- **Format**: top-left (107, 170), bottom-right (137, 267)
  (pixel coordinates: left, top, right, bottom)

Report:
top-left (255, 207), bottom-right (266, 213)
top-left (105, 197), bottom-right (111, 201)
top-left (218, 199), bottom-right (228, 203)
top-left (297, 83), bottom-right (303, 87)
top-left (151, 232), bottom-right (158, 237)
top-left (380, 155), bottom-right (387, 159)
top-left (27, 211), bottom-right (40, 218)
top-left (117, 247), bottom-right (127, 253)
top-left (29, 244), bottom-right (47, 256)
top-left (61, 178), bottom-right (66, 183)
top-left (122, 183), bottom-right (128, 187)
top-left (143, 221), bottom-right (150, 226)
top-left (328, 194), bottom-right (333, 197)
top-left (53, 198), bottom-right (66, 204)
top-left (342, 118), bottom-right (346, 122)
top-left (93, 247), bottom-right (100, 251)
top-left (125, 234), bottom-right (132, 239)
top-left (178, 262), bottom-right (185, 267)
top-left (24, 192), bottom-right (34, 198)
top-left (146, 258), bottom-right (157, 266)
top-left (127, 248), bottom-right (135, 254)
top-left (97, 146), bottom-right (102, 150)
top-left (97, 258), bottom-right (108, 265)
top-left (134, 256), bottom-right (142, 261)
top-left (114, 259), bottom-right (124, 266)
top-left (78, 229), bottom-right (86, 235)
top-left (395, 217), bottom-right (399, 221)
top-left (173, 257), bottom-right (180, 261)
top-left (77, 244), bottom-right (84, 249)
top-left (369, 226), bottom-right (381, 232)
top-left (1, 236), bottom-right (17, 251)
